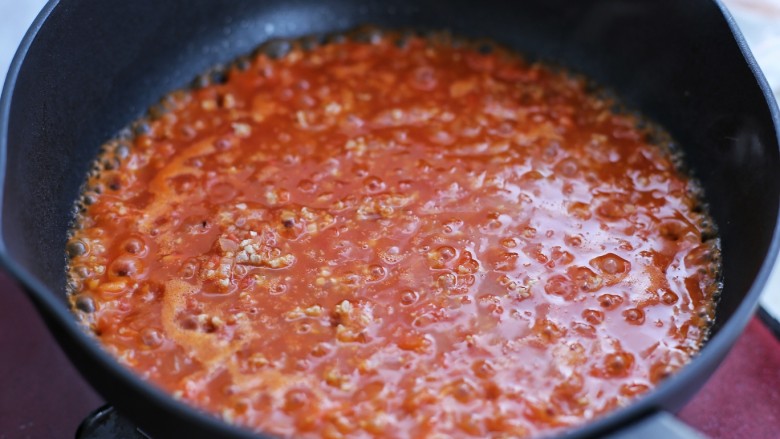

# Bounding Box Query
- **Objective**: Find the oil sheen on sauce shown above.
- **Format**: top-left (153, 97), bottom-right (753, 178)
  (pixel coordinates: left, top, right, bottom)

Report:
top-left (66, 32), bottom-right (721, 438)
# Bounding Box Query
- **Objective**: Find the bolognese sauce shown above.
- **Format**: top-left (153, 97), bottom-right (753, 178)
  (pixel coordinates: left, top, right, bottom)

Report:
top-left (66, 32), bottom-right (721, 438)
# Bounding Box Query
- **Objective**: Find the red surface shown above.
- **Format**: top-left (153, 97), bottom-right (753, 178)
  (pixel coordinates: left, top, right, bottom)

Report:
top-left (0, 270), bottom-right (778, 438)
top-left (0, 272), bottom-right (101, 439)
top-left (678, 317), bottom-right (780, 438)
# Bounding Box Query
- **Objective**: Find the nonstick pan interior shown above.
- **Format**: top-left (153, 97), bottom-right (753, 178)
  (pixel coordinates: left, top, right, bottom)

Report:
top-left (1, 0), bottom-right (778, 437)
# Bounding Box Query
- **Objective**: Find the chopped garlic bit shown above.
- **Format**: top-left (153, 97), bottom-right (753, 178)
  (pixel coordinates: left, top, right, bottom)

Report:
top-left (345, 137), bottom-right (367, 156)
top-left (296, 110), bottom-right (309, 128)
top-left (325, 102), bottom-right (342, 115)
top-left (285, 307), bottom-right (305, 320)
top-left (304, 305), bottom-right (324, 317)
top-left (232, 122), bottom-right (252, 138)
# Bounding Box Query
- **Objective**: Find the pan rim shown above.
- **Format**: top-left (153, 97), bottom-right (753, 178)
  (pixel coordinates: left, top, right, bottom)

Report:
top-left (0, 0), bottom-right (777, 437)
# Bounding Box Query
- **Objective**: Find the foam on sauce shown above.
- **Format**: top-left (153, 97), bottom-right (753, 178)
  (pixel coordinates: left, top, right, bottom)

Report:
top-left (67, 32), bottom-right (721, 438)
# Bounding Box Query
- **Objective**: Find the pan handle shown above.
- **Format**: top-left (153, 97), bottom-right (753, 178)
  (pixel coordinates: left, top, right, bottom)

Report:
top-left (605, 411), bottom-right (707, 439)
top-left (77, 405), bottom-right (150, 439)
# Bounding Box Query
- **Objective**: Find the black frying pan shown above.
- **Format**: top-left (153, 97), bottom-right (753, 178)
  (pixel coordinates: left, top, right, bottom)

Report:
top-left (1, 0), bottom-right (778, 438)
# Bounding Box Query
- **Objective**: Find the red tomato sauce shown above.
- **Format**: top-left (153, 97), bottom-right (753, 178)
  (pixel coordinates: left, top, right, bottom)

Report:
top-left (67, 33), bottom-right (720, 438)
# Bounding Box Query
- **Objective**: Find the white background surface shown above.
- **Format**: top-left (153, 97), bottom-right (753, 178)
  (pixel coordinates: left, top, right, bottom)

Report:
top-left (1, 0), bottom-right (779, 318)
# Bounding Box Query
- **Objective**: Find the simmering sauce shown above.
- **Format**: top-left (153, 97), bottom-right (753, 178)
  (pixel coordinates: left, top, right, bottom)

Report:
top-left (67, 32), bottom-right (720, 438)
